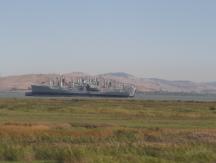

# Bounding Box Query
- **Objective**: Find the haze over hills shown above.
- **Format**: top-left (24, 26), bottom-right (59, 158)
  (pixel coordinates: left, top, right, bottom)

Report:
top-left (0, 72), bottom-right (216, 94)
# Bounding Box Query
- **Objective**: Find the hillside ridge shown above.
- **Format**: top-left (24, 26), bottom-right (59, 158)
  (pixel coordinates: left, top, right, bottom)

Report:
top-left (1, 72), bottom-right (216, 94)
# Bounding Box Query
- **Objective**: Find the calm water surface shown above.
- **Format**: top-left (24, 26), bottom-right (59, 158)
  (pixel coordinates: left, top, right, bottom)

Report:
top-left (1, 91), bottom-right (216, 101)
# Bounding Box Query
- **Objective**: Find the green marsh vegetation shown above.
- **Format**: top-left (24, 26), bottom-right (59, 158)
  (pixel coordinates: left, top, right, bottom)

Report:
top-left (0, 98), bottom-right (215, 163)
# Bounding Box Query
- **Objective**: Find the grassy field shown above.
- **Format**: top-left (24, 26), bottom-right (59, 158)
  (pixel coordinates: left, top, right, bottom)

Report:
top-left (0, 98), bottom-right (215, 163)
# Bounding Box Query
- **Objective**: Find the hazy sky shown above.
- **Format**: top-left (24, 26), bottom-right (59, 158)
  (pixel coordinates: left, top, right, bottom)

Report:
top-left (0, 0), bottom-right (215, 81)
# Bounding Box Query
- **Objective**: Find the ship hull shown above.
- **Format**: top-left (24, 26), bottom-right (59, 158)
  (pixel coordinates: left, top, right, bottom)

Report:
top-left (27, 85), bottom-right (135, 97)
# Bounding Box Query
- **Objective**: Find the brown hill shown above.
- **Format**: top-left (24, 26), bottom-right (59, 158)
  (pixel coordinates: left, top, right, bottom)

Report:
top-left (0, 72), bottom-right (88, 91)
top-left (1, 72), bottom-right (216, 94)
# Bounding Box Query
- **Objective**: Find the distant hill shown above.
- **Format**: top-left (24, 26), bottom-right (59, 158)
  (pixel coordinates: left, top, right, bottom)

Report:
top-left (1, 72), bottom-right (216, 94)
top-left (100, 72), bottom-right (134, 78)
top-left (0, 73), bottom-right (88, 91)
top-left (99, 73), bottom-right (216, 94)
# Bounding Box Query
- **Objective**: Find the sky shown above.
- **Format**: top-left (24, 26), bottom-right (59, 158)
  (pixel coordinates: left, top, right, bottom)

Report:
top-left (0, 0), bottom-right (215, 82)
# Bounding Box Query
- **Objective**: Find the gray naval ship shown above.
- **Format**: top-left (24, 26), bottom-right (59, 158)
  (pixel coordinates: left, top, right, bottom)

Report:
top-left (26, 76), bottom-right (136, 97)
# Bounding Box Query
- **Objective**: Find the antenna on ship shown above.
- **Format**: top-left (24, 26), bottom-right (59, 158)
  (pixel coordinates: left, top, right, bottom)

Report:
top-left (60, 75), bottom-right (65, 88)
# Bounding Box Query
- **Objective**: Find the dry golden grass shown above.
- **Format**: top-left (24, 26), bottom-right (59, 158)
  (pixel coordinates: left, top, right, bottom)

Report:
top-left (0, 99), bottom-right (215, 162)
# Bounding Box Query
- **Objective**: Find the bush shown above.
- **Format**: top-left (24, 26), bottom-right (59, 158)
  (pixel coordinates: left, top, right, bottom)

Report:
top-left (1, 145), bottom-right (24, 161)
top-left (34, 145), bottom-right (86, 163)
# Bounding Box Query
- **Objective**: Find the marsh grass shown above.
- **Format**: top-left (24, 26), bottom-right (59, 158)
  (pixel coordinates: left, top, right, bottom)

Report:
top-left (0, 99), bottom-right (215, 162)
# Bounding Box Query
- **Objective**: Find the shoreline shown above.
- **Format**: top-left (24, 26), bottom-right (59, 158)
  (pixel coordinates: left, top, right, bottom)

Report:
top-left (0, 91), bottom-right (216, 102)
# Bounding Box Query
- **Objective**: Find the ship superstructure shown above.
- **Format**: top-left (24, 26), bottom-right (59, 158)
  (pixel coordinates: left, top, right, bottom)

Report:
top-left (27, 76), bottom-right (136, 97)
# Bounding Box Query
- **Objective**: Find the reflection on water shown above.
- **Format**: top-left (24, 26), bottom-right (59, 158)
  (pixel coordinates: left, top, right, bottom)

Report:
top-left (0, 91), bottom-right (216, 102)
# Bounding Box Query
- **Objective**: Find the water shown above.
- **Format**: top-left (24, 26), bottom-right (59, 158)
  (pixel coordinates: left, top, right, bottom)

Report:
top-left (135, 92), bottom-right (216, 101)
top-left (0, 91), bottom-right (26, 98)
top-left (0, 91), bottom-right (216, 101)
